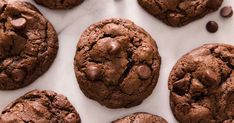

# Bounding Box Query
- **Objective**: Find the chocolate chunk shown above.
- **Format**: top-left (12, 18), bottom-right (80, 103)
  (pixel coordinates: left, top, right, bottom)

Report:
top-left (10, 18), bottom-right (26, 29)
top-left (137, 65), bottom-right (151, 80)
top-left (172, 77), bottom-right (190, 95)
top-left (190, 79), bottom-right (205, 94)
top-left (202, 69), bottom-right (219, 87)
top-left (86, 65), bottom-right (101, 81)
top-left (220, 6), bottom-right (233, 18)
top-left (107, 41), bottom-right (121, 55)
top-left (206, 21), bottom-right (218, 33)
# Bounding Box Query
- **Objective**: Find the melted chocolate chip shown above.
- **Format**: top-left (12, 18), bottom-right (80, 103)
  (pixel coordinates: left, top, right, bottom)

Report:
top-left (86, 65), bottom-right (101, 81)
top-left (137, 65), bottom-right (151, 80)
top-left (11, 69), bottom-right (26, 82)
top-left (10, 18), bottom-right (26, 29)
top-left (107, 41), bottom-right (120, 55)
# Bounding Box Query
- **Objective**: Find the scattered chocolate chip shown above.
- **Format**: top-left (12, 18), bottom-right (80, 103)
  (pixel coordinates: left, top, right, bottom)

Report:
top-left (86, 65), bottom-right (101, 81)
top-left (107, 41), bottom-right (120, 55)
top-left (220, 6), bottom-right (233, 18)
top-left (137, 65), bottom-right (151, 80)
top-left (10, 18), bottom-right (26, 29)
top-left (206, 21), bottom-right (218, 33)
top-left (206, 0), bottom-right (222, 9)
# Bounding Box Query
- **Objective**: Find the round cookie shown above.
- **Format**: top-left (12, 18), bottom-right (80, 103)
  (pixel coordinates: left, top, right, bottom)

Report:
top-left (138, 0), bottom-right (223, 27)
top-left (74, 18), bottom-right (161, 108)
top-left (112, 112), bottom-right (168, 123)
top-left (168, 44), bottom-right (234, 123)
top-left (0, 90), bottom-right (81, 123)
top-left (34, 0), bottom-right (84, 9)
top-left (0, 1), bottom-right (58, 89)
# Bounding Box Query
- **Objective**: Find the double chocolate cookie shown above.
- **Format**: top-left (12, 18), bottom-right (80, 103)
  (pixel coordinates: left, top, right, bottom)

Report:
top-left (34, 0), bottom-right (84, 9)
top-left (138, 0), bottom-right (223, 27)
top-left (0, 90), bottom-right (81, 123)
top-left (74, 18), bottom-right (161, 108)
top-left (169, 44), bottom-right (234, 123)
top-left (112, 112), bottom-right (168, 123)
top-left (0, 1), bottom-right (58, 90)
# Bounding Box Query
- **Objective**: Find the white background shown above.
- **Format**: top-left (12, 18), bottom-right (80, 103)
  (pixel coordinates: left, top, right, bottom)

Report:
top-left (1, 0), bottom-right (234, 123)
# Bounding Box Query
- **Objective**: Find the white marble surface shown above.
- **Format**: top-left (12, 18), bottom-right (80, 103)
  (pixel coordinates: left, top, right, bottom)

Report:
top-left (1, 0), bottom-right (234, 123)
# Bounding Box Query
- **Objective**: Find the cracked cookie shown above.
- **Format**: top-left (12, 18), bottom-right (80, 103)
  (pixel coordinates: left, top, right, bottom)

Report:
top-left (138, 0), bottom-right (223, 27)
top-left (34, 0), bottom-right (84, 9)
top-left (0, 90), bottom-right (81, 123)
top-left (112, 112), bottom-right (168, 123)
top-left (168, 43), bottom-right (234, 123)
top-left (0, 1), bottom-right (58, 90)
top-left (74, 18), bottom-right (161, 108)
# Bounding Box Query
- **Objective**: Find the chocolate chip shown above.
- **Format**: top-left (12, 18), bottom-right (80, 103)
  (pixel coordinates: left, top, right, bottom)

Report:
top-left (220, 6), bottom-right (233, 18)
top-left (206, 0), bottom-right (222, 9)
top-left (86, 65), bottom-right (101, 81)
top-left (172, 78), bottom-right (190, 95)
top-left (206, 21), bottom-right (218, 33)
top-left (65, 113), bottom-right (77, 122)
top-left (10, 18), bottom-right (26, 29)
top-left (190, 79), bottom-right (205, 93)
top-left (11, 69), bottom-right (26, 82)
top-left (107, 41), bottom-right (120, 55)
top-left (203, 69), bottom-right (219, 87)
top-left (137, 65), bottom-right (151, 80)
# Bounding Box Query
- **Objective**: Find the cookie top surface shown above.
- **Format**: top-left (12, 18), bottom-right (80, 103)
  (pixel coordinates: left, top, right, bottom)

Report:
top-left (168, 44), bottom-right (234, 123)
top-left (138, 0), bottom-right (223, 27)
top-left (74, 18), bottom-right (161, 108)
top-left (112, 112), bottom-right (168, 123)
top-left (34, 0), bottom-right (84, 9)
top-left (0, 90), bottom-right (81, 123)
top-left (0, 1), bottom-right (58, 90)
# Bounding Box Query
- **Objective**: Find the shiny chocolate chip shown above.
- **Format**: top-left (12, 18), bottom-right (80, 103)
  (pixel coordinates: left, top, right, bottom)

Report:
top-left (10, 18), bottom-right (26, 29)
top-left (220, 6), bottom-right (233, 18)
top-left (137, 65), bottom-right (151, 80)
top-left (107, 41), bottom-right (121, 55)
top-left (86, 65), bottom-right (101, 81)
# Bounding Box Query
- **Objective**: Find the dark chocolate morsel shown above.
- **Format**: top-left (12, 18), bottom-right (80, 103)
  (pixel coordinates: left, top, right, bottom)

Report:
top-left (86, 65), bottom-right (101, 81)
top-left (220, 6), bottom-right (233, 18)
top-left (107, 41), bottom-right (121, 55)
top-left (137, 65), bottom-right (151, 80)
top-left (206, 21), bottom-right (218, 33)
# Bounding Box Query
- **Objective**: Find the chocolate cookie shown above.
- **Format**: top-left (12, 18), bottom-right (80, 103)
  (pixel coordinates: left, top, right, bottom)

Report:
top-left (34, 0), bottom-right (84, 9)
top-left (0, 1), bottom-right (58, 90)
top-left (168, 44), bottom-right (234, 123)
top-left (112, 112), bottom-right (168, 123)
top-left (74, 18), bottom-right (161, 108)
top-left (138, 0), bottom-right (223, 27)
top-left (0, 90), bottom-right (81, 123)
